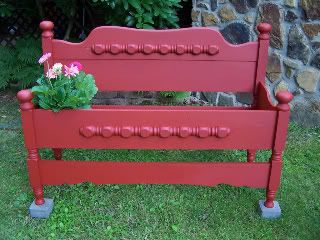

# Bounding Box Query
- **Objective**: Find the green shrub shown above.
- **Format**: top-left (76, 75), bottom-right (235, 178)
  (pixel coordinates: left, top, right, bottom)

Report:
top-left (0, 38), bottom-right (42, 89)
top-left (90, 0), bottom-right (182, 29)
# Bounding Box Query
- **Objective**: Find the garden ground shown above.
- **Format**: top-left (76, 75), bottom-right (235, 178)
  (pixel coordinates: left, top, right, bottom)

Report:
top-left (0, 91), bottom-right (319, 239)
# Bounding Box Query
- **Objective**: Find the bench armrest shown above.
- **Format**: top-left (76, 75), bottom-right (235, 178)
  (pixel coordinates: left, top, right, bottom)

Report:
top-left (256, 82), bottom-right (293, 111)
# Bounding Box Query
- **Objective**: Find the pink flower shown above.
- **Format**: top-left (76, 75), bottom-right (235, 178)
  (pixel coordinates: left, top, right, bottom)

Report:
top-left (38, 53), bottom-right (52, 64)
top-left (46, 68), bottom-right (57, 79)
top-left (68, 61), bottom-right (83, 71)
top-left (64, 64), bottom-right (79, 78)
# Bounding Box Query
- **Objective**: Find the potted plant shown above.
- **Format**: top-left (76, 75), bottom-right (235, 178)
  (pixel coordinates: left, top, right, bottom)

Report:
top-left (31, 53), bottom-right (98, 112)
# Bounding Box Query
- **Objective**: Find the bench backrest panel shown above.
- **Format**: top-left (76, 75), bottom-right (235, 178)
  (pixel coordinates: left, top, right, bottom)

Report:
top-left (41, 23), bottom-right (271, 93)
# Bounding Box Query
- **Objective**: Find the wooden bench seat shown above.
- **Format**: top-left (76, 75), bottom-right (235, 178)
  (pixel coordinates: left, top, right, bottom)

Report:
top-left (17, 21), bottom-right (293, 218)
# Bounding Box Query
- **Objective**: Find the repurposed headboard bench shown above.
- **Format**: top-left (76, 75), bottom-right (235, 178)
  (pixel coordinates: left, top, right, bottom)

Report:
top-left (17, 21), bottom-right (293, 219)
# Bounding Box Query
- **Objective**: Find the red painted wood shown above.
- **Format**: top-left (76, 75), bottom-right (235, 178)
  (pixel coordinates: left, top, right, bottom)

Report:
top-left (32, 108), bottom-right (277, 149)
top-left (247, 150), bottom-right (256, 163)
top-left (52, 27), bottom-right (258, 61)
top-left (254, 23), bottom-right (272, 105)
top-left (54, 59), bottom-right (257, 92)
top-left (265, 151), bottom-right (282, 208)
top-left (39, 160), bottom-right (270, 188)
top-left (17, 91), bottom-right (45, 205)
top-left (256, 82), bottom-right (277, 111)
top-left (39, 21), bottom-right (54, 71)
top-left (16, 22), bottom-right (293, 210)
top-left (50, 26), bottom-right (259, 92)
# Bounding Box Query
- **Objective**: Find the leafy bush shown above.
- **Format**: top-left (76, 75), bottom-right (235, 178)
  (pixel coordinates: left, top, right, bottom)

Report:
top-left (32, 58), bottom-right (98, 112)
top-left (90, 0), bottom-right (182, 29)
top-left (0, 38), bottom-right (42, 89)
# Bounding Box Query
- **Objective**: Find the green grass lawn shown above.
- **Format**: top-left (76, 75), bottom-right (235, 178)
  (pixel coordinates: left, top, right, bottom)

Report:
top-left (0, 91), bottom-right (319, 239)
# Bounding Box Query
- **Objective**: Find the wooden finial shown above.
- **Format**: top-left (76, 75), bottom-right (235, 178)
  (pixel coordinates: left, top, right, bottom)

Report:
top-left (39, 21), bottom-right (54, 38)
top-left (275, 91), bottom-right (293, 111)
top-left (17, 89), bottom-right (34, 111)
top-left (257, 23), bottom-right (272, 40)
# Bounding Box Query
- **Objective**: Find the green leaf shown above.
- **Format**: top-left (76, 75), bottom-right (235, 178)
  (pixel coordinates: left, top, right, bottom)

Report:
top-left (142, 24), bottom-right (154, 29)
top-left (31, 85), bottom-right (49, 94)
top-left (128, 0), bottom-right (141, 10)
top-left (123, 0), bottom-right (129, 10)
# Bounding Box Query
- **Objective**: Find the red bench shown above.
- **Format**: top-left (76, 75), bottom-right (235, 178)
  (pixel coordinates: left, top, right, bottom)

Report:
top-left (17, 21), bottom-right (293, 218)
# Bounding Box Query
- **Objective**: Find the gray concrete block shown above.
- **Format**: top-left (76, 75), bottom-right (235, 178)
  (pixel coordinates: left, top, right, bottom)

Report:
top-left (29, 198), bottom-right (54, 218)
top-left (258, 200), bottom-right (281, 219)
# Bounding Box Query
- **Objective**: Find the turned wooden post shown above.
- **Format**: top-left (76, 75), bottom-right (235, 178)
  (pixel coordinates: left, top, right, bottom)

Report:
top-left (265, 91), bottom-right (293, 208)
top-left (247, 150), bottom-right (256, 163)
top-left (39, 21), bottom-right (54, 71)
top-left (17, 90), bottom-right (45, 205)
top-left (254, 23), bottom-right (272, 107)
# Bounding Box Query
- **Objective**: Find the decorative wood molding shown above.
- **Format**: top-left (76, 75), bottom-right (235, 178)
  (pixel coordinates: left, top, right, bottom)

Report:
top-left (91, 43), bottom-right (219, 56)
top-left (80, 126), bottom-right (230, 139)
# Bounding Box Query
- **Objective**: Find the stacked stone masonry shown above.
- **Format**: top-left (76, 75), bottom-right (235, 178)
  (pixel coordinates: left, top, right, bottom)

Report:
top-left (192, 0), bottom-right (320, 126)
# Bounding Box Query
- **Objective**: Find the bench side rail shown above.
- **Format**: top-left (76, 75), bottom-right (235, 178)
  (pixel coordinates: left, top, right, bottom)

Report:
top-left (32, 108), bottom-right (277, 150)
top-left (39, 22), bottom-right (271, 93)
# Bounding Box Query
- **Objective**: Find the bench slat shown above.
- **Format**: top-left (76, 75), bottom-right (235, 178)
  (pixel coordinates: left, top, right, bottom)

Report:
top-left (40, 160), bottom-right (270, 188)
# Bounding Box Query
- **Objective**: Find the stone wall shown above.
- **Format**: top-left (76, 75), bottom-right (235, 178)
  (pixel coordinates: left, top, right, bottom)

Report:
top-left (192, 0), bottom-right (320, 126)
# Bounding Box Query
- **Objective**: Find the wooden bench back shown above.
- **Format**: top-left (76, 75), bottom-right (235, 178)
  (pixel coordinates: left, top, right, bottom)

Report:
top-left (40, 21), bottom-right (271, 94)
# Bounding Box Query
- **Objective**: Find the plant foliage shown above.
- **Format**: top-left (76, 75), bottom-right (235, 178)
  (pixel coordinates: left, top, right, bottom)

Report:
top-left (90, 0), bottom-right (182, 29)
top-left (32, 63), bottom-right (98, 112)
top-left (0, 38), bottom-right (42, 89)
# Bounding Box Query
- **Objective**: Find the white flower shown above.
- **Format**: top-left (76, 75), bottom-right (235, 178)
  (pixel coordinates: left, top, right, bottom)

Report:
top-left (52, 63), bottom-right (63, 75)
top-left (46, 68), bottom-right (57, 79)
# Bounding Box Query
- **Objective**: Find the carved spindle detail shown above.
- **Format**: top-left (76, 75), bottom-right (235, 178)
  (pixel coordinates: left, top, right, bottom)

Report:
top-left (264, 150), bottom-right (282, 208)
top-left (121, 126), bottom-right (134, 138)
top-left (176, 44), bottom-right (186, 55)
top-left (28, 149), bottom-right (45, 205)
top-left (110, 44), bottom-right (122, 54)
top-left (91, 43), bottom-right (220, 56)
top-left (208, 45), bottom-right (219, 55)
top-left (159, 127), bottom-right (171, 138)
top-left (159, 44), bottom-right (170, 55)
top-left (79, 126), bottom-right (96, 138)
top-left (80, 126), bottom-right (231, 139)
top-left (33, 187), bottom-right (45, 205)
top-left (140, 126), bottom-right (153, 138)
top-left (276, 91), bottom-right (293, 112)
top-left (265, 190), bottom-right (277, 208)
top-left (17, 89), bottom-right (34, 111)
top-left (101, 126), bottom-right (114, 138)
top-left (179, 127), bottom-right (190, 138)
top-left (216, 127), bottom-right (231, 138)
top-left (127, 44), bottom-right (138, 54)
top-left (143, 44), bottom-right (154, 54)
top-left (192, 45), bottom-right (202, 55)
top-left (92, 44), bottom-right (105, 55)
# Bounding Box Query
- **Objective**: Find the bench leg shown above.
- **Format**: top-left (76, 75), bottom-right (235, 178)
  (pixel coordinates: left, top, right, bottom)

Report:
top-left (27, 148), bottom-right (53, 218)
top-left (53, 148), bottom-right (62, 160)
top-left (259, 150), bottom-right (282, 219)
top-left (247, 150), bottom-right (256, 163)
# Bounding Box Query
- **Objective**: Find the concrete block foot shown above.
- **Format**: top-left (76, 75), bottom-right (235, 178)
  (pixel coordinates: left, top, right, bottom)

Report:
top-left (258, 200), bottom-right (281, 219)
top-left (29, 198), bottom-right (54, 218)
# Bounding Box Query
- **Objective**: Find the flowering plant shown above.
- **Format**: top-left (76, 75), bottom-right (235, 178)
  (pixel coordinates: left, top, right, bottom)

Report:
top-left (32, 53), bottom-right (98, 112)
